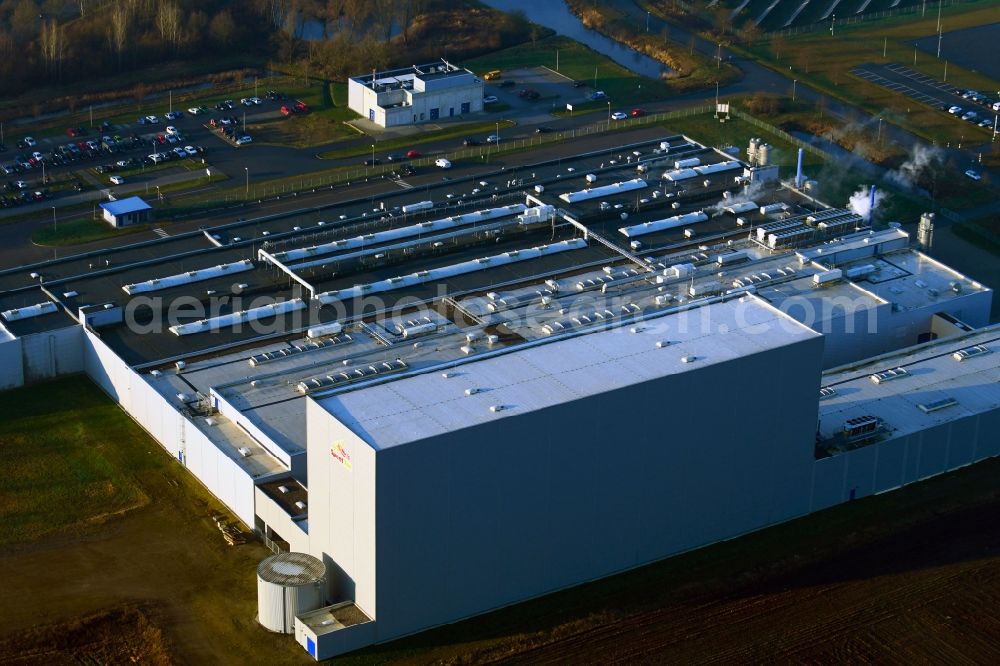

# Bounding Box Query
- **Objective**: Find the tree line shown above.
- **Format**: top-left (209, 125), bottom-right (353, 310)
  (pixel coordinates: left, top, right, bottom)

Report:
top-left (0, 0), bottom-right (274, 96)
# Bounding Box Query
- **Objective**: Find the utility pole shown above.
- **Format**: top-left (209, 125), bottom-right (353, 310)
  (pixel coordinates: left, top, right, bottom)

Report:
top-left (717, 43), bottom-right (721, 69)
top-left (883, 37), bottom-right (887, 58)
top-left (593, 64), bottom-right (598, 88)
top-left (556, 49), bottom-right (559, 72)
top-left (936, 1), bottom-right (941, 32)
top-left (944, 60), bottom-right (948, 82)
top-left (646, 10), bottom-right (650, 32)
top-left (169, 90), bottom-right (172, 113)
top-left (937, 27), bottom-right (942, 58)
top-left (793, 79), bottom-right (797, 101)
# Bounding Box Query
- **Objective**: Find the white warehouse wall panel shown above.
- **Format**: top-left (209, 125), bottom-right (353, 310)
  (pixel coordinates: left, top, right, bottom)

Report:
top-left (361, 333), bottom-right (823, 643)
top-left (306, 398), bottom-right (378, 620)
top-left (20, 325), bottom-right (84, 382)
top-left (0, 331), bottom-right (24, 389)
top-left (809, 408), bottom-right (1000, 512)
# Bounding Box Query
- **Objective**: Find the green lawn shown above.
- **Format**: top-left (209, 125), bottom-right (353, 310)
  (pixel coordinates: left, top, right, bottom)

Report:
top-left (0, 376), bottom-right (159, 545)
top-left (466, 35), bottom-right (671, 106)
top-left (33, 217), bottom-right (146, 247)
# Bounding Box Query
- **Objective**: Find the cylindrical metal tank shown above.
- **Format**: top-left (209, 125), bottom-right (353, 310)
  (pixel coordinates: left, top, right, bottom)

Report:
top-left (257, 552), bottom-right (327, 634)
top-left (756, 143), bottom-right (770, 166)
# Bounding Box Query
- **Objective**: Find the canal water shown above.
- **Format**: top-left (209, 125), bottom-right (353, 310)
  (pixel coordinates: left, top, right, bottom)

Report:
top-left (479, 0), bottom-right (670, 79)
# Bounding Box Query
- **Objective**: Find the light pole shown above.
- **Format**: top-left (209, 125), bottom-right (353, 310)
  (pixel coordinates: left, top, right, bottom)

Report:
top-left (793, 79), bottom-right (797, 101)
top-left (244, 167), bottom-right (249, 198)
top-left (51, 206), bottom-right (56, 235)
top-left (646, 11), bottom-right (650, 32)
top-left (371, 143), bottom-right (375, 167)
top-left (831, 14), bottom-right (836, 37)
top-left (607, 101), bottom-right (611, 126)
top-left (717, 43), bottom-right (721, 69)
top-left (877, 117), bottom-right (883, 144)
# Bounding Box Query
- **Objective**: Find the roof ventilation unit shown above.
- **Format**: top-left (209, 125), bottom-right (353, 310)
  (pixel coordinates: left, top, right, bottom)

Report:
top-left (842, 415), bottom-right (880, 440)
top-left (953, 345), bottom-right (990, 362)
top-left (869, 367), bottom-right (909, 384)
top-left (238, 447), bottom-right (252, 457)
top-left (918, 397), bottom-right (958, 414)
top-left (819, 386), bottom-right (837, 400)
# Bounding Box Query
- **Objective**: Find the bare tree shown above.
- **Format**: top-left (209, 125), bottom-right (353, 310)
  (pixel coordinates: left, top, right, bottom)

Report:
top-left (109, 2), bottom-right (131, 68)
top-left (156, 0), bottom-right (182, 52)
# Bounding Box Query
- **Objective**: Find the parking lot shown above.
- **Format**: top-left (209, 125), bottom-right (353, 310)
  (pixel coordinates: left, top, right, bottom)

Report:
top-left (852, 62), bottom-right (999, 134)
top-left (0, 91), bottom-right (306, 210)
top-left (912, 21), bottom-right (1000, 83)
top-left (485, 67), bottom-right (599, 117)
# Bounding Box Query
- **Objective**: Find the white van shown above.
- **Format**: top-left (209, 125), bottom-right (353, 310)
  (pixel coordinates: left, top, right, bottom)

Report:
top-left (435, 158), bottom-right (452, 169)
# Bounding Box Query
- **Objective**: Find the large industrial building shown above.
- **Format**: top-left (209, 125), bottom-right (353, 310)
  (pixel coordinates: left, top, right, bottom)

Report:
top-left (348, 60), bottom-right (484, 127)
top-left (0, 134), bottom-right (997, 660)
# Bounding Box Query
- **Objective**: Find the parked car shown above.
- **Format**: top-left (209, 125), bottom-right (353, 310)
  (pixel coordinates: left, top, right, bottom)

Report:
top-left (173, 147), bottom-right (188, 158)
top-left (293, 100), bottom-right (308, 112)
top-left (435, 158), bottom-right (452, 169)
top-left (23, 136), bottom-right (37, 147)
top-left (611, 111), bottom-right (628, 120)
top-left (630, 108), bottom-right (645, 117)
top-left (183, 145), bottom-right (198, 156)
top-left (483, 95), bottom-right (499, 104)
top-left (965, 169), bottom-right (981, 181)
top-left (535, 126), bottom-right (553, 133)
top-left (486, 134), bottom-right (500, 144)
top-left (961, 111), bottom-right (978, 121)
top-left (145, 115), bottom-right (159, 124)
top-left (280, 105), bottom-right (292, 116)
top-left (463, 137), bottom-right (481, 146)
top-left (66, 127), bottom-right (84, 137)
top-left (363, 158), bottom-right (381, 166)
top-left (948, 106), bottom-right (962, 115)
top-left (405, 149), bottom-right (422, 159)
top-left (109, 175), bottom-right (125, 185)
top-left (235, 135), bottom-right (253, 145)
top-left (590, 90), bottom-right (606, 100)
top-left (979, 118), bottom-right (994, 128)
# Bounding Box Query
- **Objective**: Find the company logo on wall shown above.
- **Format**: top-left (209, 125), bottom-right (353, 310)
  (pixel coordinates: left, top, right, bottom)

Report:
top-left (331, 441), bottom-right (352, 470)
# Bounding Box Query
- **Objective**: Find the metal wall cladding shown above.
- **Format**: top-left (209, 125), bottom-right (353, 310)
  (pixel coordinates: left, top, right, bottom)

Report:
top-left (257, 577), bottom-right (325, 634)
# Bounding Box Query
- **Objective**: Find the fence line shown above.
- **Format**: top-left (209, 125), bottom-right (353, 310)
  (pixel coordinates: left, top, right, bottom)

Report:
top-left (765, 0), bottom-right (975, 37)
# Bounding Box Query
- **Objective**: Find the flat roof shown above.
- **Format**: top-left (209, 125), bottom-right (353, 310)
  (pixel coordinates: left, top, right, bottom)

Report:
top-left (316, 297), bottom-right (820, 450)
top-left (818, 325), bottom-right (1000, 441)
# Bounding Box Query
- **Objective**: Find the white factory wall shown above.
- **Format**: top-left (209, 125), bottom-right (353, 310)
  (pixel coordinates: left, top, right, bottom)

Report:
top-left (20, 325), bottom-right (84, 382)
top-left (82, 329), bottom-right (256, 527)
top-left (795, 288), bottom-right (993, 369)
top-left (357, 334), bottom-right (824, 643)
top-left (212, 389), bottom-right (293, 470)
top-left (810, 407), bottom-right (1000, 511)
top-left (0, 329), bottom-right (24, 389)
top-left (254, 485), bottom-right (310, 553)
top-left (307, 398), bottom-right (378, 619)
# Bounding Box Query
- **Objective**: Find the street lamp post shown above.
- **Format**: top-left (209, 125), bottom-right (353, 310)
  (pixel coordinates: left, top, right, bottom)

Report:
top-left (877, 117), bottom-right (883, 143)
top-left (831, 14), bottom-right (836, 37)
top-left (793, 79), bottom-right (797, 101)
top-left (607, 101), bottom-right (611, 126)
top-left (371, 143), bottom-right (375, 168)
top-left (244, 167), bottom-right (249, 198)
top-left (646, 11), bottom-right (650, 32)
top-left (51, 206), bottom-right (56, 235)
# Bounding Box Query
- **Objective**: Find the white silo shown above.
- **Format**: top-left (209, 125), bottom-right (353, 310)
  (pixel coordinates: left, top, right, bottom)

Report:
top-left (747, 137), bottom-right (760, 164)
top-left (257, 552), bottom-right (327, 634)
top-left (756, 143), bottom-right (771, 167)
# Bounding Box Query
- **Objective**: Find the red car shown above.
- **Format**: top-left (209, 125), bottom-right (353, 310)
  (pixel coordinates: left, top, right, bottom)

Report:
top-left (76, 140), bottom-right (88, 151)
top-left (280, 105), bottom-right (292, 116)
top-left (156, 134), bottom-right (167, 144)
top-left (405, 149), bottom-right (422, 159)
top-left (630, 108), bottom-right (645, 118)
top-left (293, 100), bottom-right (308, 113)
top-left (66, 127), bottom-right (82, 137)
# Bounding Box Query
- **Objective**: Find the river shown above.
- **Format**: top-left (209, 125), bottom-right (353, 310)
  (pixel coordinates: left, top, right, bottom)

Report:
top-left (479, 0), bottom-right (670, 80)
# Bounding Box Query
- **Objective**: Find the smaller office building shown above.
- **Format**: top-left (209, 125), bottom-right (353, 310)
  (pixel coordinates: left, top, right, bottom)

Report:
top-left (100, 197), bottom-right (153, 228)
top-left (348, 60), bottom-right (483, 128)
